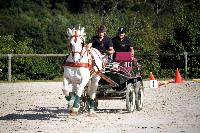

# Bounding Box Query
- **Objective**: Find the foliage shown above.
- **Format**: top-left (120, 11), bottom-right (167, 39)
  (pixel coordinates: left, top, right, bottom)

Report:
top-left (0, 35), bottom-right (32, 80)
top-left (0, 35), bottom-right (62, 80)
top-left (0, 0), bottom-right (200, 80)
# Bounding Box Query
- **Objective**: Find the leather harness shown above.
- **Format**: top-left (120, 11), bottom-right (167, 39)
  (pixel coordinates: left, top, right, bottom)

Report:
top-left (64, 49), bottom-right (118, 87)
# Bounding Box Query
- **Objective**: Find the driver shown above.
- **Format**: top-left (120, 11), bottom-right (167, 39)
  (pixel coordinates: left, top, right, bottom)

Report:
top-left (87, 25), bottom-right (115, 55)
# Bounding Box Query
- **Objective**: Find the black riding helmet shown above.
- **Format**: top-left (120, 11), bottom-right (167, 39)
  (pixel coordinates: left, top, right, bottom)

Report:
top-left (118, 27), bottom-right (126, 33)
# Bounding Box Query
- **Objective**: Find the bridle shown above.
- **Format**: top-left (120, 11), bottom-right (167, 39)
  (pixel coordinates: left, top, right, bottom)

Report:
top-left (69, 31), bottom-right (86, 62)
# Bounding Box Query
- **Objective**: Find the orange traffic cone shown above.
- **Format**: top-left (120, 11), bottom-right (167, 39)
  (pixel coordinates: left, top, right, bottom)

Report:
top-left (149, 72), bottom-right (155, 80)
top-left (175, 68), bottom-right (183, 83)
top-left (149, 72), bottom-right (159, 88)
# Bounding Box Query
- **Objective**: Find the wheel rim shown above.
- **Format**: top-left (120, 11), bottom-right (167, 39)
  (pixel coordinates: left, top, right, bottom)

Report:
top-left (135, 82), bottom-right (144, 110)
top-left (138, 88), bottom-right (144, 108)
top-left (126, 83), bottom-right (135, 112)
top-left (129, 90), bottom-right (135, 111)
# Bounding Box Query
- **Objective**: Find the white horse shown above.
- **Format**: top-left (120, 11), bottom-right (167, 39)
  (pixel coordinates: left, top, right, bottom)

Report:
top-left (63, 27), bottom-right (103, 116)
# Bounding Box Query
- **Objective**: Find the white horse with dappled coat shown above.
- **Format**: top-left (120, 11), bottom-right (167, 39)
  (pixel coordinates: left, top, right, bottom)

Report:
top-left (62, 27), bottom-right (103, 115)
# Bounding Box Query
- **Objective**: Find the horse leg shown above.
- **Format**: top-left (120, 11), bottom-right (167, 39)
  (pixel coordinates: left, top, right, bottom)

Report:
top-left (71, 76), bottom-right (90, 114)
top-left (63, 77), bottom-right (75, 113)
top-left (70, 92), bottom-right (80, 114)
top-left (88, 75), bottom-right (101, 116)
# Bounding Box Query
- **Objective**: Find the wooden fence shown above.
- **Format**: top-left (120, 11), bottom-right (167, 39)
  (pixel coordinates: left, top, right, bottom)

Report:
top-left (0, 52), bottom-right (200, 82)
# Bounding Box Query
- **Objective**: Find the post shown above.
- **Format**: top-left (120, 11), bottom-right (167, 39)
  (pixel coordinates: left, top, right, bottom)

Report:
top-left (183, 52), bottom-right (188, 79)
top-left (8, 54), bottom-right (12, 82)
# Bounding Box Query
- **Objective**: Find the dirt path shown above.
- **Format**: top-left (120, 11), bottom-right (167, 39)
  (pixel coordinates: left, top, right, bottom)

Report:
top-left (0, 81), bottom-right (200, 133)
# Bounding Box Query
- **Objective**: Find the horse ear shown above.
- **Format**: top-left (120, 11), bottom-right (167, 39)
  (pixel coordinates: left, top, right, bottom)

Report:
top-left (80, 27), bottom-right (86, 37)
top-left (80, 27), bottom-right (85, 34)
top-left (67, 28), bottom-right (72, 37)
top-left (76, 29), bottom-right (80, 36)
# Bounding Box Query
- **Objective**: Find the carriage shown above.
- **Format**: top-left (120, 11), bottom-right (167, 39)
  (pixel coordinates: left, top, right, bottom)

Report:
top-left (81, 52), bottom-right (144, 113)
top-left (64, 27), bottom-right (144, 115)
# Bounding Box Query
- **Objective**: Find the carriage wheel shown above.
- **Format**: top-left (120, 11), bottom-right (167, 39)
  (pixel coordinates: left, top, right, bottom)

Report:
top-left (135, 81), bottom-right (144, 111)
top-left (94, 98), bottom-right (98, 110)
top-left (126, 83), bottom-right (136, 112)
top-left (79, 91), bottom-right (89, 113)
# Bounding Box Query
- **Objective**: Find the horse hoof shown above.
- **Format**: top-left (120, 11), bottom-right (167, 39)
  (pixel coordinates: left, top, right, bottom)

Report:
top-left (88, 112), bottom-right (97, 117)
top-left (70, 112), bottom-right (78, 116)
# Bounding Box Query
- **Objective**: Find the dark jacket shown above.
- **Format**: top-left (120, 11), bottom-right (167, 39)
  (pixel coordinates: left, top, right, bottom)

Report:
top-left (112, 36), bottom-right (133, 52)
top-left (90, 35), bottom-right (113, 53)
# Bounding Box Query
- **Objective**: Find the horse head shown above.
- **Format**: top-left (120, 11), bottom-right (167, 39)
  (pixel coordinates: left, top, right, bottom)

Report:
top-left (67, 27), bottom-right (86, 62)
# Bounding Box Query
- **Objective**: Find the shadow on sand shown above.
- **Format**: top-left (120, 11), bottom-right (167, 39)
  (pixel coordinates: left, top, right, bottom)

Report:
top-left (0, 106), bottom-right (129, 120)
top-left (0, 107), bottom-right (67, 120)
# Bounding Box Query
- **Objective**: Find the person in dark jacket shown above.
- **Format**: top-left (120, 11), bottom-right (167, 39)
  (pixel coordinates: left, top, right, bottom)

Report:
top-left (112, 27), bottom-right (134, 58)
top-left (86, 25), bottom-right (115, 112)
top-left (87, 25), bottom-right (114, 55)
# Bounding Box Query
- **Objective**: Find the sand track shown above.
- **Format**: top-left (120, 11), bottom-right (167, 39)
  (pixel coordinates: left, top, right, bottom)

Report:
top-left (0, 81), bottom-right (200, 133)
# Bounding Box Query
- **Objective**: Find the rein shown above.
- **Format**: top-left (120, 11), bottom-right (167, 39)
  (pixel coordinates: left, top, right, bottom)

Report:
top-left (65, 31), bottom-right (118, 87)
top-left (64, 48), bottom-right (118, 87)
top-left (87, 49), bottom-right (119, 87)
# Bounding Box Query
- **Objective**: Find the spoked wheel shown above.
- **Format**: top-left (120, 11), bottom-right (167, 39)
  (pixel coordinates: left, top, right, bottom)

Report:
top-left (126, 83), bottom-right (136, 113)
top-left (79, 91), bottom-right (89, 113)
top-left (135, 81), bottom-right (144, 111)
top-left (94, 98), bottom-right (98, 110)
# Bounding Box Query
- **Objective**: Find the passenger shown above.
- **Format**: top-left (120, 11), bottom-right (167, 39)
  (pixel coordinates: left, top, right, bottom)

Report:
top-left (112, 27), bottom-right (139, 66)
top-left (112, 27), bottom-right (135, 58)
top-left (87, 25), bottom-right (115, 55)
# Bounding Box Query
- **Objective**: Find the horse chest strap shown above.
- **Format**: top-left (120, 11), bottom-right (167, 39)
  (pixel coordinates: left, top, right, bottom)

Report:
top-left (64, 62), bottom-right (91, 68)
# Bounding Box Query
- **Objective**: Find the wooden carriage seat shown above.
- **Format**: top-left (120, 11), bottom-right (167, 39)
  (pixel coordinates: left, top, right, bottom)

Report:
top-left (114, 52), bottom-right (133, 72)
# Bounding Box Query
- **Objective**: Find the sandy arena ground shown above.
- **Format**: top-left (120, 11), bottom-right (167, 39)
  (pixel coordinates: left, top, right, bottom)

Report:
top-left (0, 81), bottom-right (200, 133)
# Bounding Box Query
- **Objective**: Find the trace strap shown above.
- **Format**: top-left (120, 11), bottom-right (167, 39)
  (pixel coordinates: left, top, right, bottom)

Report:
top-left (87, 50), bottom-right (119, 87)
top-left (95, 71), bottom-right (119, 87)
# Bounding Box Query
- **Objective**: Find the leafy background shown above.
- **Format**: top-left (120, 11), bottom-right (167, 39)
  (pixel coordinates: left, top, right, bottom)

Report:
top-left (0, 0), bottom-right (199, 81)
